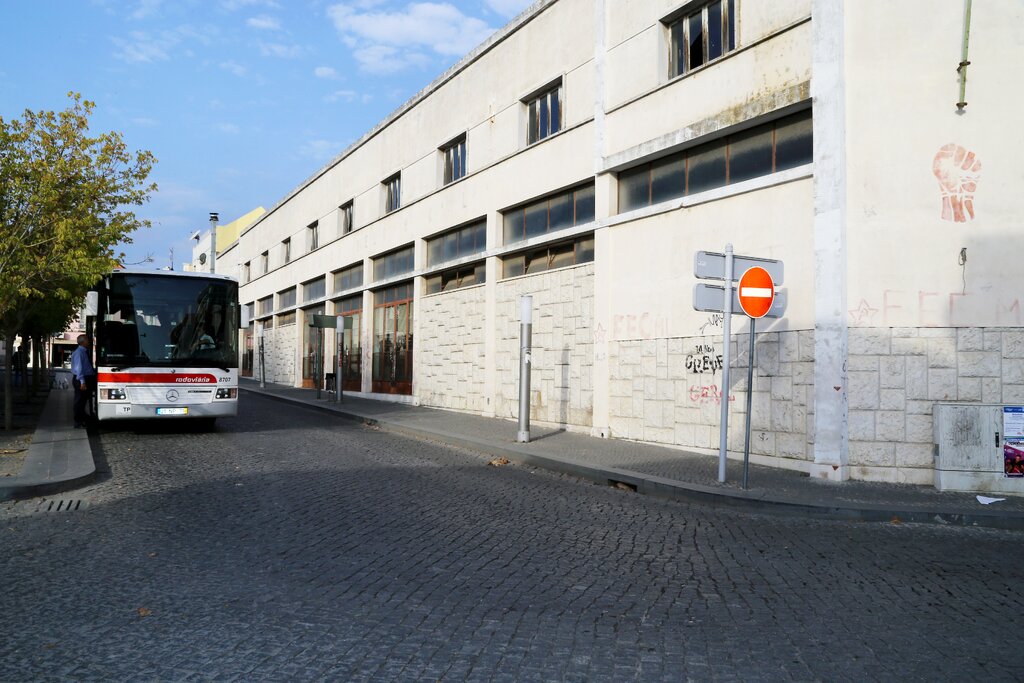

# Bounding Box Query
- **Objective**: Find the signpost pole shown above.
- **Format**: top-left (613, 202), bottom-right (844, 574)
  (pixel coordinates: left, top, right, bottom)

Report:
top-left (258, 324), bottom-right (266, 389)
top-left (517, 295), bottom-right (533, 443)
top-left (742, 317), bottom-right (756, 490)
top-left (718, 244), bottom-right (734, 483)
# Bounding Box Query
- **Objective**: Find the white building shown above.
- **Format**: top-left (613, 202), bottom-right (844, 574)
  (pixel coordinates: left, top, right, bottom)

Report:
top-left (221, 0), bottom-right (1024, 490)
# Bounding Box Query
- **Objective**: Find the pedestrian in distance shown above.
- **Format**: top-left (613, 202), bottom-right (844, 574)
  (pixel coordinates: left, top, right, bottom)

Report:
top-left (70, 334), bottom-right (95, 429)
top-left (11, 348), bottom-right (25, 387)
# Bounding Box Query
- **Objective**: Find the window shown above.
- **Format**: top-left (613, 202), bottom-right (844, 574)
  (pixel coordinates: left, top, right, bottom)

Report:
top-left (668, 0), bottom-right (736, 79)
top-left (426, 219), bottom-right (486, 268)
top-left (502, 235), bottom-right (595, 278)
top-left (425, 263), bottom-right (486, 295)
top-left (278, 287), bottom-right (296, 310)
top-left (308, 221), bottom-right (319, 251)
top-left (526, 83), bottom-right (562, 145)
top-left (442, 135), bottom-right (467, 185)
top-left (383, 173), bottom-right (401, 214)
top-left (333, 262), bottom-right (364, 293)
top-left (261, 317), bottom-right (274, 330)
top-left (257, 296), bottom-right (273, 316)
top-left (373, 245), bottom-right (414, 281)
top-left (503, 183), bottom-right (595, 245)
top-left (243, 262), bottom-right (251, 283)
top-left (617, 109), bottom-right (812, 213)
top-left (282, 238), bottom-right (291, 264)
top-left (303, 276), bottom-right (326, 302)
top-left (339, 201), bottom-right (354, 235)
top-left (261, 251), bottom-right (269, 274)
top-left (277, 311), bottom-right (296, 326)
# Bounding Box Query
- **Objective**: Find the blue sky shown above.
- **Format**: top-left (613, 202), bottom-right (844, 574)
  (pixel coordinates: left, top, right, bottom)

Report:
top-left (0, 0), bottom-right (532, 269)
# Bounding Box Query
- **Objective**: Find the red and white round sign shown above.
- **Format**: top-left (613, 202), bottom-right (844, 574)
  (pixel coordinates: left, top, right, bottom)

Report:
top-left (738, 266), bottom-right (775, 318)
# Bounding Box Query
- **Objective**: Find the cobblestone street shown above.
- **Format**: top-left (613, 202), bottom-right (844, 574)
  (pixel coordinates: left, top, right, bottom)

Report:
top-left (1, 393), bottom-right (1022, 681)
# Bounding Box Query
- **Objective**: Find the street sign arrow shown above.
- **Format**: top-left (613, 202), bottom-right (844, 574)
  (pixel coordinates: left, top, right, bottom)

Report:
top-left (694, 251), bottom-right (784, 285)
top-left (693, 283), bottom-right (787, 319)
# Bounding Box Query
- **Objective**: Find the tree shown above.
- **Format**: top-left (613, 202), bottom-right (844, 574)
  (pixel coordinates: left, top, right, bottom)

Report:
top-left (0, 92), bottom-right (156, 429)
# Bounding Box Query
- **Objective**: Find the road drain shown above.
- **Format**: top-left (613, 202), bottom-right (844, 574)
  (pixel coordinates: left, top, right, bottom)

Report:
top-left (35, 498), bottom-right (89, 512)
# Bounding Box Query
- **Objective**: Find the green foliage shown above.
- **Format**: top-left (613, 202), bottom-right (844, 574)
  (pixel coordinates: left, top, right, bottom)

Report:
top-left (0, 92), bottom-right (156, 428)
top-left (0, 92), bottom-right (156, 327)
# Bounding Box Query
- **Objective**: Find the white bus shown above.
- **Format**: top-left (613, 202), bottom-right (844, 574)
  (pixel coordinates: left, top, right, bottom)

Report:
top-left (88, 269), bottom-right (239, 424)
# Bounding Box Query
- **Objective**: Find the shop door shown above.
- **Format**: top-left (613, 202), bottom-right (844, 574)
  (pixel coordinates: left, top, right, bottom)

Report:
top-left (372, 291), bottom-right (413, 395)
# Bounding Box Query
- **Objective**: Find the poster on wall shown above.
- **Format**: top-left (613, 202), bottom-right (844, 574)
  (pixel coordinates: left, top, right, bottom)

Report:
top-left (1004, 407), bottom-right (1024, 478)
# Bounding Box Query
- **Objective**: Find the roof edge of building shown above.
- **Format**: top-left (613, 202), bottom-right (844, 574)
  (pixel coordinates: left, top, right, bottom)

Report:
top-left (243, 0), bottom-right (558, 239)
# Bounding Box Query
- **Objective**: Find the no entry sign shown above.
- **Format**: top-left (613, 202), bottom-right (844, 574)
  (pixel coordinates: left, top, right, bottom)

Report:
top-left (738, 266), bottom-right (775, 318)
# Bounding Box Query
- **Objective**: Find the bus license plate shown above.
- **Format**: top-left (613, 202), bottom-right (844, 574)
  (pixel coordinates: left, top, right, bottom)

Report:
top-left (156, 407), bottom-right (189, 416)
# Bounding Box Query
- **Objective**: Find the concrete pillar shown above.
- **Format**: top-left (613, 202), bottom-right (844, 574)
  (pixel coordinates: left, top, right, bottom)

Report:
top-left (811, 0), bottom-right (850, 480)
top-left (484, 210), bottom-right (500, 417)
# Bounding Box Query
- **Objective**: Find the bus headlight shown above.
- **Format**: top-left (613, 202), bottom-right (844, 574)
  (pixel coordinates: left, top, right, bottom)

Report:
top-left (216, 388), bottom-right (237, 399)
top-left (106, 389), bottom-right (127, 400)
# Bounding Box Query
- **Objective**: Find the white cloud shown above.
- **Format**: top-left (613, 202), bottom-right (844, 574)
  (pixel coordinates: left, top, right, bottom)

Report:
top-left (221, 0), bottom-right (279, 10)
top-left (112, 30), bottom-right (177, 63)
top-left (112, 24), bottom-right (216, 63)
top-left (246, 14), bottom-right (281, 30)
top-left (314, 66), bottom-right (339, 79)
top-left (220, 60), bottom-right (248, 77)
top-left (485, 0), bottom-right (532, 17)
top-left (259, 42), bottom-right (304, 58)
top-left (131, 0), bottom-right (163, 19)
top-left (325, 90), bottom-right (374, 104)
top-left (299, 139), bottom-right (344, 161)
top-left (327, 2), bottom-right (495, 73)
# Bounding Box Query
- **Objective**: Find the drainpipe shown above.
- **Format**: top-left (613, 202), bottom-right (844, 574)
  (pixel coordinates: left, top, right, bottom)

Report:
top-left (956, 0), bottom-right (972, 111)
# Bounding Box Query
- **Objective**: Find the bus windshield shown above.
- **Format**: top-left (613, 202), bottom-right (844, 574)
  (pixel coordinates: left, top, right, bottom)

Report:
top-left (97, 273), bottom-right (239, 368)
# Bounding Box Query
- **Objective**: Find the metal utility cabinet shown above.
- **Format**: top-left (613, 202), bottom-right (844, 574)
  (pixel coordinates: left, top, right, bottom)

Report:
top-left (933, 403), bottom-right (1024, 495)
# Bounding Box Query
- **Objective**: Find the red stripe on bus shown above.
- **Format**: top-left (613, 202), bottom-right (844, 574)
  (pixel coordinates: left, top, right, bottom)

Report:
top-left (97, 372), bottom-right (219, 384)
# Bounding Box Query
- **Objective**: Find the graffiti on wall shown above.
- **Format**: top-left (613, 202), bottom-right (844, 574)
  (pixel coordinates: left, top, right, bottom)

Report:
top-left (697, 313), bottom-right (724, 335)
top-left (933, 143), bottom-right (981, 223)
top-left (612, 312), bottom-right (669, 340)
top-left (849, 290), bottom-right (1021, 326)
top-left (688, 384), bottom-right (734, 405)
top-left (686, 344), bottom-right (724, 374)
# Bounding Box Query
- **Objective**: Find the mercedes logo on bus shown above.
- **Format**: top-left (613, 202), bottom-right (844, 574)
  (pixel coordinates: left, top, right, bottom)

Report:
top-left (166, 389), bottom-right (180, 403)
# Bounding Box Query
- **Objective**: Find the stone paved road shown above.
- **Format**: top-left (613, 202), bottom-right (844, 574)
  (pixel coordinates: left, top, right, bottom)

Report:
top-left (1, 393), bottom-right (1022, 682)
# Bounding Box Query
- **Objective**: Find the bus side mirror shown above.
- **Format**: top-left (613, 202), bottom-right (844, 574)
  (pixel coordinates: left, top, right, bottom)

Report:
top-left (84, 291), bottom-right (99, 317)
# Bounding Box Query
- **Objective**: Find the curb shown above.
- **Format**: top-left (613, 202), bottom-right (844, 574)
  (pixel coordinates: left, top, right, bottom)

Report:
top-left (0, 378), bottom-right (97, 501)
top-left (243, 388), bottom-right (1024, 531)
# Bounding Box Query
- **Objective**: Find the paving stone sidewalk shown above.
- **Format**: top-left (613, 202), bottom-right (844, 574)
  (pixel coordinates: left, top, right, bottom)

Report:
top-left (241, 377), bottom-right (1024, 529)
top-left (0, 370), bottom-right (95, 501)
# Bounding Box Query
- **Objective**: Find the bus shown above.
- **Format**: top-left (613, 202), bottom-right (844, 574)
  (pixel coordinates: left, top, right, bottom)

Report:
top-left (86, 269), bottom-right (240, 423)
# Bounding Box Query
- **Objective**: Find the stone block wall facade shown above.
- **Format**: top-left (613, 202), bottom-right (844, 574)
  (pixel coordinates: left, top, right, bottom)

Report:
top-left (846, 327), bottom-right (1024, 484)
top-left (607, 330), bottom-right (814, 469)
top-left (417, 284), bottom-right (487, 413)
top-left (257, 324), bottom-right (298, 387)
top-left (495, 264), bottom-right (594, 428)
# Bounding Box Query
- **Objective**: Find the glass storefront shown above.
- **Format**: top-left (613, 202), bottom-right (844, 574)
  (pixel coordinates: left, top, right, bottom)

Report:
top-left (372, 283), bottom-right (413, 395)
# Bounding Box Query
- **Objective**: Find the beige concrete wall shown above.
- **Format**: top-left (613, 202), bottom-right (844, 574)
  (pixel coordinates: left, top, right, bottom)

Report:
top-left (418, 284), bottom-right (488, 413)
top-left (495, 265), bottom-right (595, 428)
top-left (844, 0), bottom-right (1024, 329)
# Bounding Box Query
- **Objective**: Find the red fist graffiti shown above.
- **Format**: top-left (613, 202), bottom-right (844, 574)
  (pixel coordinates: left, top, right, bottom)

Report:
top-left (932, 143), bottom-right (981, 222)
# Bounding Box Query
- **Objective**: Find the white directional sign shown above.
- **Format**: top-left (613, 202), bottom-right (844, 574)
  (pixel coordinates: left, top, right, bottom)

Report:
top-left (693, 283), bottom-right (787, 318)
top-left (694, 251), bottom-right (784, 285)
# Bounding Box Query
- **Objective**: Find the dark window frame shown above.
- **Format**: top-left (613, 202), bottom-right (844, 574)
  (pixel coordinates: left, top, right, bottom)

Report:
top-left (426, 219), bottom-right (487, 268)
top-left (501, 234), bottom-right (595, 279)
top-left (616, 108), bottom-right (812, 213)
top-left (503, 182), bottom-right (595, 246)
top-left (424, 261), bottom-right (486, 295)
top-left (308, 221), bottom-right (319, 251)
top-left (282, 238), bottom-right (291, 264)
top-left (339, 201), bottom-right (354, 235)
top-left (383, 173), bottom-right (402, 214)
top-left (333, 262), bottom-right (364, 294)
top-left (373, 244), bottom-right (415, 281)
top-left (667, 0), bottom-right (736, 79)
top-left (441, 134), bottom-right (467, 185)
top-left (525, 82), bottom-right (563, 145)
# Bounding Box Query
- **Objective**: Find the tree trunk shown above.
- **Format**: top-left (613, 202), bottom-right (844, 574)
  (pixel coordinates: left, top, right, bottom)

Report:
top-left (3, 337), bottom-right (13, 431)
